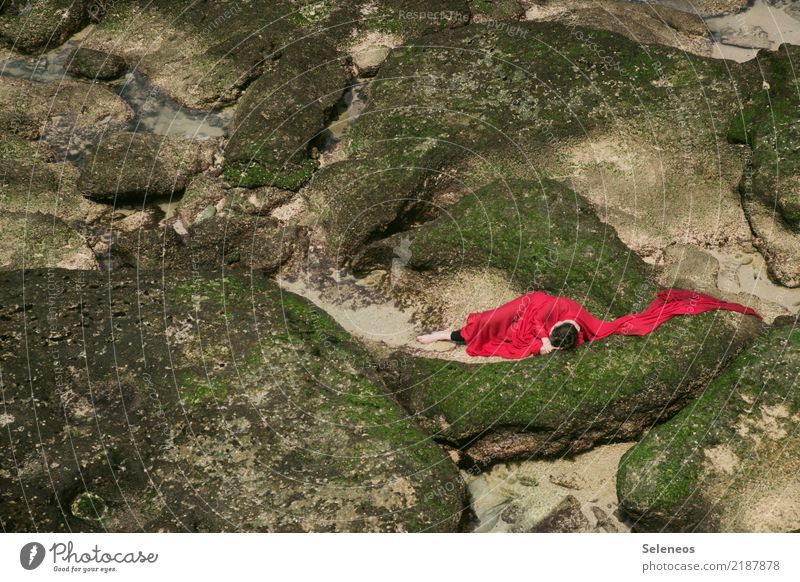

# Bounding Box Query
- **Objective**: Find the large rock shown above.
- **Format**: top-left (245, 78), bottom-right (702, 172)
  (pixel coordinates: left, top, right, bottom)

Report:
top-left (97, 212), bottom-right (306, 276)
top-left (64, 47), bottom-right (128, 80)
top-left (223, 36), bottom-right (350, 190)
top-left (79, 1), bottom-right (471, 109)
top-left (728, 45), bottom-right (800, 286)
top-left (0, 212), bottom-right (95, 269)
top-left (0, 76), bottom-right (133, 149)
top-left (0, 269), bottom-right (465, 532)
top-left (307, 20), bottom-right (758, 266)
top-left (0, 0), bottom-right (91, 53)
top-left (78, 133), bottom-right (210, 202)
top-left (617, 315), bottom-right (800, 532)
top-left (372, 179), bottom-right (764, 466)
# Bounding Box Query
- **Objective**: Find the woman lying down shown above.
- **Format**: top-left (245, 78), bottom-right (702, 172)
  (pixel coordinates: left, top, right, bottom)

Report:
top-left (416, 289), bottom-right (761, 359)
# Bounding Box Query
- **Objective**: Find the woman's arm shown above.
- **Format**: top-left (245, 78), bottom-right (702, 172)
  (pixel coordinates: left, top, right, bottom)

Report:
top-left (540, 336), bottom-right (555, 354)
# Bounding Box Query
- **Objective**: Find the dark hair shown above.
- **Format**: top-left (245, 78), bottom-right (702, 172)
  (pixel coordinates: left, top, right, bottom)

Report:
top-left (549, 322), bottom-right (579, 349)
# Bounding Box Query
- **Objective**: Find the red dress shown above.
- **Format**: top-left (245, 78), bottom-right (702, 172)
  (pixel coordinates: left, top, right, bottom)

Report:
top-left (458, 289), bottom-right (762, 359)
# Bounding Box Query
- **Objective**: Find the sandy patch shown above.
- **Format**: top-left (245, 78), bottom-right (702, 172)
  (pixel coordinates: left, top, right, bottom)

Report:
top-left (465, 441), bottom-right (636, 532)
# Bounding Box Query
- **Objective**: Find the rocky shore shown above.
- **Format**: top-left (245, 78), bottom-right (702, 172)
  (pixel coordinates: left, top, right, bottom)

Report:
top-left (1, 0), bottom-right (799, 533)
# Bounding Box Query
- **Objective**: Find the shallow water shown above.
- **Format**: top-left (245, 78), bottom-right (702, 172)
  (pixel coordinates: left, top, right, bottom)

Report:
top-left (320, 79), bottom-right (369, 149)
top-left (633, 0), bottom-right (800, 61)
top-left (709, 246), bottom-right (800, 312)
top-left (0, 37), bottom-right (231, 140)
top-left (706, 0), bottom-right (800, 60)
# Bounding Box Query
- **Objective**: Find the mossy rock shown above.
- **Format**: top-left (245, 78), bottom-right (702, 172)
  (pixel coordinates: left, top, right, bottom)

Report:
top-left (0, 134), bottom-right (86, 221)
top-left (64, 47), bottom-right (128, 80)
top-left (377, 179), bottom-right (763, 466)
top-left (223, 36), bottom-right (350, 190)
top-left (312, 19), bottom-right (755, 262)
top-left (0, 211), bottom-right (94, 269)
top-left (0, 76), bottom-right (132, 142)
top-left (78, 133), bottom-right (207, 202)
top-left (728, 45), bottom-right (800, 286)
top-left (105, 212), bottom-right (305, 276)
top-left (0, 0), bottom-right (91, 53)
top-left (617, 316), bottom-right (800, 532)
top-left (469, 0), bottom-right (524, 21)
top-left (0, 269), bottom-right (464, 532)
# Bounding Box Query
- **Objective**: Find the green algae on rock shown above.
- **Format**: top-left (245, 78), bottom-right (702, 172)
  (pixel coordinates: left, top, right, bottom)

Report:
top-left (309, 19), bottom-right (757, 264)
top-left (0, 0), bottom-right (91, 54)
top-left (223, 35), bottom-right (350, 191)
top-left (78, 133), bottom-right (211, 202)
top-left (728, 44), bottom-right (800, 287)
top-left (617, 315), bottom-right (800, 532)
top-left (0, 269), bottom-right (464, 532)
top-left (64, 46), bottom-right (128, 80)
top-left (375, 178), bottom-right (763, 466)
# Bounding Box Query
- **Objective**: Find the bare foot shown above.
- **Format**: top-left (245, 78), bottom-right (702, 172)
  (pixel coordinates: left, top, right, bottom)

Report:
top-left (416, 330), bottom-right (451, 344)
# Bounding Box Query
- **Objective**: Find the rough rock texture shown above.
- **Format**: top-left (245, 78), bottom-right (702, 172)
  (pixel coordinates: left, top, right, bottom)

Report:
top-left (0, 0), bottom-right (92, 53)
top-left (376, 179), bottom-right (764, 466)
top-left (78, 133), bottom-right (211, 202)
top-left (0, 269), bottom-right (465, 532)
top-left (617, 315), bottom-right (800, 533)
top-left (223, 36), bottom-right (350, 190)
top-left (306, 20), bottom-right (758, 268)
top-left (729, 45), bottom-right (800, 287)
top-left (79, 0), bottom-right (471, 109)
top-left (522, 0), bottom-right (718, 57)
top-left (471, 0), bottom-right (525, 22)
top-left (96, 211), bottom-right (306, 276)
top-left (466, 441), bottom-right (633, 532)
top-left (0, 76), bottom-right (133, 151)
top-left (64, 47), bottom-right (128, 80)
top-left (0, 212), bottom-right (94, 269)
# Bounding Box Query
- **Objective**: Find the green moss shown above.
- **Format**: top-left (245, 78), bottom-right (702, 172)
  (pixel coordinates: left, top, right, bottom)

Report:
top-left (289, 1), bottom-right (332, 25)
top-left (409, 178), bottom-right (658, 313)
top-left (71, 492), bottom-right (108, 522)
top-left (617, 319), bottom-right (800, 530)
top-left (179, 375), bottom-right (229, 407)
top-left (223, 159), bottom-right (317, 190)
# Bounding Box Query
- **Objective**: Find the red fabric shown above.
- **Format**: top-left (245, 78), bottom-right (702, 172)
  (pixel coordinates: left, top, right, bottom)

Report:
top-left (458, 289), bottom-right (762, 359)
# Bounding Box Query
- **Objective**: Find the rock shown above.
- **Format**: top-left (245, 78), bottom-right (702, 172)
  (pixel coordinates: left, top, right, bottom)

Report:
top-left (0, 269), bottom-right (465, 532)
top-left (77, 1), bottom-right (470, 110)
top-left (617, 316), bottom-right (800, 532)
top-left (0, 76), bottom-right (133, 147)
top-left (470, 0), bottom-right (525, 22)
top-left (728, 44), bottom-right (800, 286)
top-left (177, 175), bottom-right (295, 227)
top-left (64, 47), bottom-right (128, 80)
top-left (378, 179), bottom-right (763, 466)
top-left (0, 0), bottom-right (91, 54)
top-left (0, 211), bottom-right (95, 270)
top-left (223, 36), bottom-right (350, 190)
top-left (78, 133), bottom-right (208, 202)
top-left (352, 45), bottom-right (392, 77)
top-left (522, 0), bottom-right (717, 56)
top-left (529, 495), bottom-right (591, 532)
top-left (194, 204), bottom-right (216, 224)
top-left (465, 442), bottom-right (633, 532)
top-left (308, 20), bottom-right (759, 267)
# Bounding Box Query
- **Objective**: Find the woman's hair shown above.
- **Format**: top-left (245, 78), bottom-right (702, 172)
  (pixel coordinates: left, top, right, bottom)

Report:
top-left (549, 322), bottom-right (580, 349)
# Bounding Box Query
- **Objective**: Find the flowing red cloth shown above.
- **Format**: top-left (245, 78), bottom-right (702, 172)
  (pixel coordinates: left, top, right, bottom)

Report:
top-left (458, 289), bottom-right (762, 359)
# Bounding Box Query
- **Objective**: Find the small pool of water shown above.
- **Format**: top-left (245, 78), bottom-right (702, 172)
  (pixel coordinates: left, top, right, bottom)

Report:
top-left (631, 0), bottom-right (800, 61)
top-left (316, 78), bottom-right (369, 161)
top-left (0, 34), bottom-right (231, 140)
